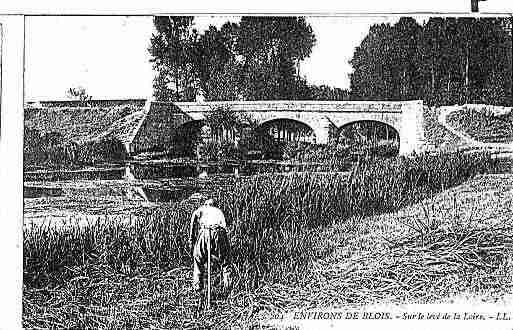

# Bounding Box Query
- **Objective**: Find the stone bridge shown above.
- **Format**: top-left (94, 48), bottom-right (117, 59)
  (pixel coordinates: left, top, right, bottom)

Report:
top-left (131, 100), bottom-right (425, 155)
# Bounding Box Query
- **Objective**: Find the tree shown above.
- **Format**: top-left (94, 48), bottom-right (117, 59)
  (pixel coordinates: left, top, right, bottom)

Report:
top-left (350, 23), bottom-right (397, 100)
top-left (66, 86), bottom-right (91, 101)
top-left (192, 23), bottom-right (241, 101)
top-left (474, 18), bottom-right (512, 105)
top-left (417, 18), bottom-right (443, 104)
top-left (201, 59), bottom-right (242, 101)
top-left (351, 17), bottom-right (512, 106)
top-left (149, 16), bottom-right (199, 101)
top-left (392, 17), bottom-right (423, 100)
top-left (309, 85), bottom-right (350, 101)
top-left (349, 18), bottom-right (423, 102)
top-left (236, 17), bottom-right (316, 100)
top-left (149, 16), bottom-right (318, 102)
top-left (66, 86), bottom-right (92, 104)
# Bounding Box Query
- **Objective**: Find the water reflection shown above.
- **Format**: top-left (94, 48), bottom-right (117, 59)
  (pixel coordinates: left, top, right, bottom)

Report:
top-left (142, 187), bottom-right (198, 203)
top-left (24, 186), bottom-right (64, 198)
top-left (24, 182), bottom-right (200, 204)
top-left (24, 167), bottom-right (126, 182)
top-left (23, 160), bottom-right (354, 205)
top-left (24, 160), bottom-right (343, 183)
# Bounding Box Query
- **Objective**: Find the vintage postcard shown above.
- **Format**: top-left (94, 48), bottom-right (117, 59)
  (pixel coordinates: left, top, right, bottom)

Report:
top-left (20, 12), bottom-right (513, 329)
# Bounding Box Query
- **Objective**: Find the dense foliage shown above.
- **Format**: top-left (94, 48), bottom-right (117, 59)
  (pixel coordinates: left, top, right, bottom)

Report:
top-left (350, 17), bottom-right (512, 106)
top-left (149, 16), bottom-right (351, 102)
top-left (150, 16), bottom-right (511, 106)
top-left (149, 17), bottom-right (199, 102)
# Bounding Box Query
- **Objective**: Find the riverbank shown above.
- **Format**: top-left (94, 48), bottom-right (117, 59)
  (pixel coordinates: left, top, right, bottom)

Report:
top-left (23, 152), bottom-right (508, 328)
top-left (23, 175), bottom-right (238, 226)
top-left (23, 172), bottom-right (513, 328)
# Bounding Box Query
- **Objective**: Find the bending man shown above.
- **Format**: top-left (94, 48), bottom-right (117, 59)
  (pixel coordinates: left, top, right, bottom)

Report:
top-left (189, 197), bottom-right (232, 292)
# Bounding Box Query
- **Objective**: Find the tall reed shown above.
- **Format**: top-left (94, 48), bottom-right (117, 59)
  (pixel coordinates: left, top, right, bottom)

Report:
top-left (24, 152), bottom-right (499, 290)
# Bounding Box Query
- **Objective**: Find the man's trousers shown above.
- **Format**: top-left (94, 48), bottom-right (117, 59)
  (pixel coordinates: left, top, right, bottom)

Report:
top-left (192, 227), bottom-right (232, 291)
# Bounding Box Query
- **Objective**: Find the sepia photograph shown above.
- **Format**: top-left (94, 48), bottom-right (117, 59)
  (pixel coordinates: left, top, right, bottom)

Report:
top-left (22, 13), bottom-right (513, 329)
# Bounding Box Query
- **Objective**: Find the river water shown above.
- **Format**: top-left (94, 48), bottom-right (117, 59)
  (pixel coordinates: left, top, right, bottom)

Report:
top-left (24, 161), bottom-right (347, 226)
top-left (22, 156), bottom-right (512, 226)
top-left (24, 160), bottom-right (352, 201)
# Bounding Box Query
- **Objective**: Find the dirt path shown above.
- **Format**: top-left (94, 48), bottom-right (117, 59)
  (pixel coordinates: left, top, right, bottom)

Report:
top-left (438, 106), bottom-right (513, 152)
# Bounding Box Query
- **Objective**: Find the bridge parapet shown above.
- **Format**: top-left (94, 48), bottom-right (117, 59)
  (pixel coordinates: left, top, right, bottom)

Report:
top-left (161, 100), bottom-right (408, 113)
top-left (32, 98), bottom-right (147, 108)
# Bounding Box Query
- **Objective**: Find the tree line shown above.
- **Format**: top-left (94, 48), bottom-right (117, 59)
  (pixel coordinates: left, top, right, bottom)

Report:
top-left (149, 16), bottom-right (349, 102)
top-left (350, 17), bottom-right (512, 106)
top-left (150, 16), bottom-right (512, 106)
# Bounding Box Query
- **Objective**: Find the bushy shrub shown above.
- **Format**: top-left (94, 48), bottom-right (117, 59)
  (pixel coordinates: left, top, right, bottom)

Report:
top-left (45, 142), bottom-right (77, 167)
top-left (219, 141), bottom-right (242, 160)
top-left (282, 141), bottom-right (309, 160)
top-left (197, 140), bottom-right (242, 161)
top-left (24, 128), bottom-right (46, 167)
top-left (238, 130), bottom-right (282, 160)
top-left (24, 129), bottom-right (75, 169)
top-left (75, 138), bottom-right (127, 164)
top-left (24, 127), bottom-right (127, 169)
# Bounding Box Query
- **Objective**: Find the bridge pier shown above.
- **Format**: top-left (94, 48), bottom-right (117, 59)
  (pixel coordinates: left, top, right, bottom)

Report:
top-left (398, 100), bottom-right (425, 155)
top-left (311, 117), bottom-right (332, 145)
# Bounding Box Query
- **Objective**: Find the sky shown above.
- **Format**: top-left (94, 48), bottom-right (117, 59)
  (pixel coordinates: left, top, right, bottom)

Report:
top-left (24, 3), bottom-right (513, 101)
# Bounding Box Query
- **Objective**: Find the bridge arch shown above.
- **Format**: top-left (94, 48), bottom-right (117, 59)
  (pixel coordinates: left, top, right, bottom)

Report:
top-left (177, 119), bottom-right (205, 138)
top-left (335, 120), bottom-right (400, 156)
top-left (174, 119), bottom-right (205, 157)
top-left (256, 118), bottom-right (317, 144)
